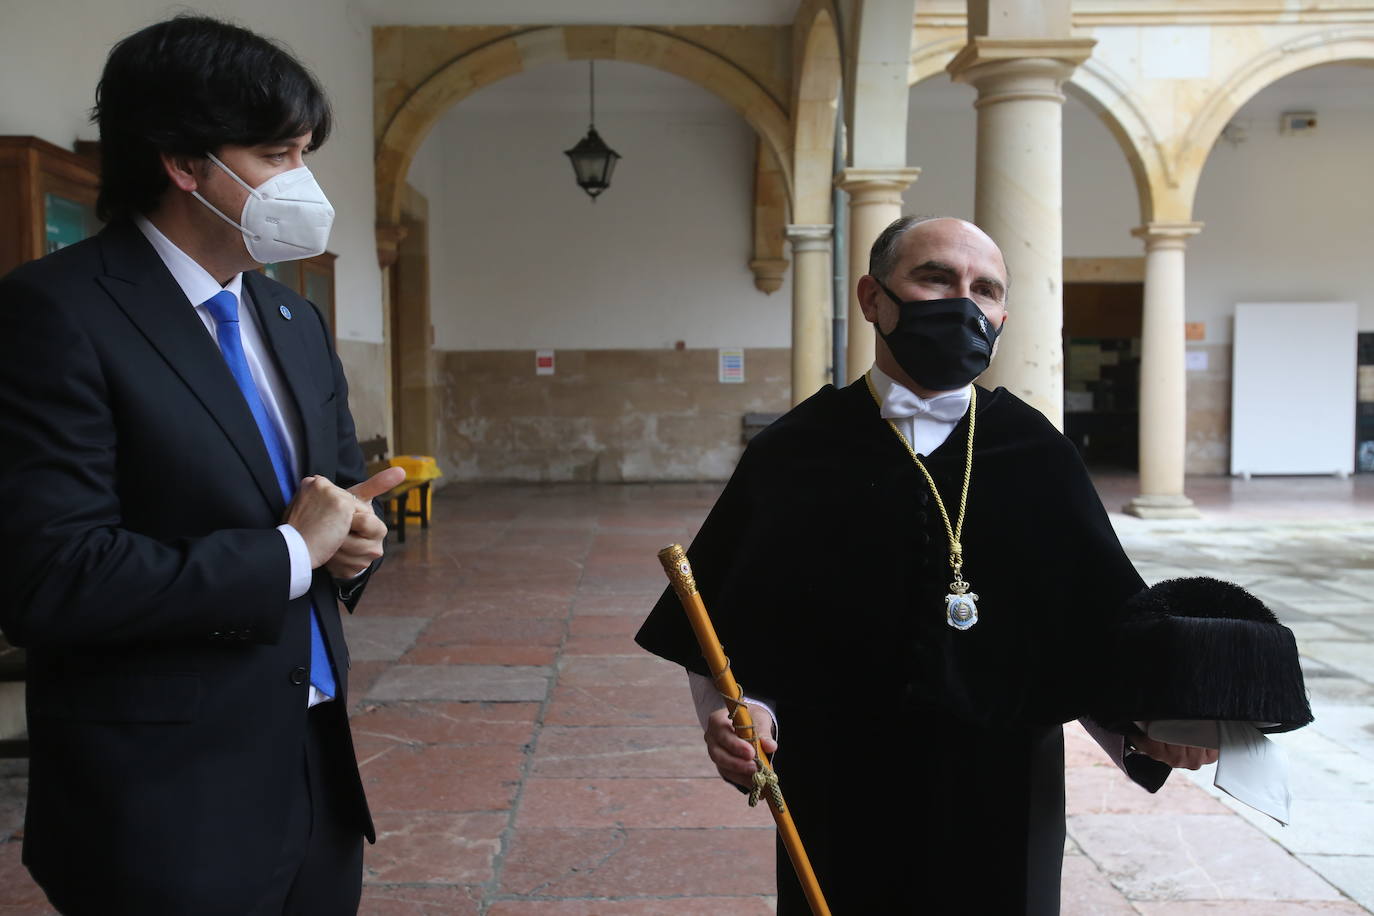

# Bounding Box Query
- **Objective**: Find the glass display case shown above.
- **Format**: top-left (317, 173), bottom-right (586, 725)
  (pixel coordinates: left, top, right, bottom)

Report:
top-left (0, 136), bottom-right (102, 276)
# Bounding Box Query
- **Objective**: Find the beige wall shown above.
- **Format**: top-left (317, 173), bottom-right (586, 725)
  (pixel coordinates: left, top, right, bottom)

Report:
top-left (437, 348), bottom-right (790, 482)
top-left (338, 341), bottom-right (390, 446)
top-left (415, 65), bottom-right (789, 353)
top-left (1186, 342), bottom-right (1232, 476)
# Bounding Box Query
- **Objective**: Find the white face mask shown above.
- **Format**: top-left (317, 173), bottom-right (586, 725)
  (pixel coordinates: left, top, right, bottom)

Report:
top-left (192, 152), bottom-right (335, 264)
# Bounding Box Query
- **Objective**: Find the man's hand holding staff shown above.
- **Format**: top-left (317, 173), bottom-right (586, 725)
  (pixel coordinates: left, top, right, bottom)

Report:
top-left (656, 544), bottom-right (831, 916)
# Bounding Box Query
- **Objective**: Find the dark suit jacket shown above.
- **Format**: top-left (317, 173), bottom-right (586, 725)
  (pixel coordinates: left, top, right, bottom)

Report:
top-left (0, 219), bottom-right (376, 914)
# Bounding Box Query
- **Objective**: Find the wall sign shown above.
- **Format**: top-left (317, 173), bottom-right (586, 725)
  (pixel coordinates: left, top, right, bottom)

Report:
top-left (718, 348), bottom-right (744, 383)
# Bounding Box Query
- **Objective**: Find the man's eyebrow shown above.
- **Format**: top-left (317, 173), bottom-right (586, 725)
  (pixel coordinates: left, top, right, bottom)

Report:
top-left (907, 260), bottom-right (955, 275)
top-left (906, 261), bottom-right (1007, 298)
top-left (260, 135), bottom-right (310, 149)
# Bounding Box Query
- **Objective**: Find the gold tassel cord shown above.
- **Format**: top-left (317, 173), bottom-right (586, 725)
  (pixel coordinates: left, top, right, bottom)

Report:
top-left (716, 669), bottom-right (786, 811)
top-left (750, 764), bottom-right (786, 810)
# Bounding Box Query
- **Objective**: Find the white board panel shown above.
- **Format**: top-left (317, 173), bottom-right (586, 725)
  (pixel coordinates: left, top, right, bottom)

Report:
top-left (1231, 302), bottom-right (1358, 476)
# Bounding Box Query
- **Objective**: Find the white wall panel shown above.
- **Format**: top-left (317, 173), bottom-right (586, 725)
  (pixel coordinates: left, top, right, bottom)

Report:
top-left (1231, 302), bottom-right (1357, 476)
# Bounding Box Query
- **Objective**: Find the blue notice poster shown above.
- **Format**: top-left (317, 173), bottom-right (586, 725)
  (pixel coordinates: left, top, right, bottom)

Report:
top-left (718, 348), bottom-right (745, 383)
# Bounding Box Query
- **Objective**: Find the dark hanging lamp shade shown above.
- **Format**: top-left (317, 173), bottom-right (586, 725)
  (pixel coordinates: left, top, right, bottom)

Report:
top-left (564, 126), bottom-right (621, 200)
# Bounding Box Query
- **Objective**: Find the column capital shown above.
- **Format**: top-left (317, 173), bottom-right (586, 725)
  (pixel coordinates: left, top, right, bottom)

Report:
top-left (834, 167), bottom-right (921, 201)
top-left (748, 257), bottom-right (789, 295)
top-left (947, 37), bottom-right (1096, 77)
top-left (948, 38), bottom-right (1095, 106)
top-left (1132, 220), bottom-right (1204, 249)
top-left (376, 222), bottom-right (409, 269)
top-left (785, 223), bottom-right (833, 252)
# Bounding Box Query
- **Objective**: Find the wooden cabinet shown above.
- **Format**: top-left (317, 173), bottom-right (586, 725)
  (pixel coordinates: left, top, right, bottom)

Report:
top-left (0, 136), bottom-right (102, 277)
top-left (262, 251), bottom-right (336, 338)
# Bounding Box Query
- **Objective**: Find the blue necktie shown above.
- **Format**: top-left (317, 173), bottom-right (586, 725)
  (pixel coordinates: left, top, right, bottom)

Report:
top-left (204, 289), bottom-right (337, 699)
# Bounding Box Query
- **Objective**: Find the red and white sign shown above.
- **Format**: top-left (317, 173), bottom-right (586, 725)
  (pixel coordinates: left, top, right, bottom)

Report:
top-left (536, 349), bottom-right (555, 376)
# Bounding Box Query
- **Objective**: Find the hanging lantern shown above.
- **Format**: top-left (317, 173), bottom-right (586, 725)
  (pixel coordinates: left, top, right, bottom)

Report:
top-left (564, 61), bottom-right (621, 201)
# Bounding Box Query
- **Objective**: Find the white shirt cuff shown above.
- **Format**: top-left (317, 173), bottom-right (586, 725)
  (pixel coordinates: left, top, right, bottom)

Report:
top-left (687, 671), bottom-right (778, 741)
top-left (278, 524), bottom-right (313, 600)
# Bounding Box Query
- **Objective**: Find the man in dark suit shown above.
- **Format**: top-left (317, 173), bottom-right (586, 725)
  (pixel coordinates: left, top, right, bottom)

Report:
top-left (0, 16), bottom-right (405, 915)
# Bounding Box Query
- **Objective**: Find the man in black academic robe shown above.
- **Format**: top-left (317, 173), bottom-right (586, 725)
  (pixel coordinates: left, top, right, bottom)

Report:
top-left (636, 216), bottom-right (1211, 914)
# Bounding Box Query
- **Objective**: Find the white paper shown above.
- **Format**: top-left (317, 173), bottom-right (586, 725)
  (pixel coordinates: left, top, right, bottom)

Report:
top-left (1213, 720), bottom-right (1292, 826)
top-left (1144, 720), bottom-right (1292, 826)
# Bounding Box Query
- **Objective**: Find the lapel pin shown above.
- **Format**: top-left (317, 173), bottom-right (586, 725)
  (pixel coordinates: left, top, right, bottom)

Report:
top-left (279, 304), bottom-right (293, 320)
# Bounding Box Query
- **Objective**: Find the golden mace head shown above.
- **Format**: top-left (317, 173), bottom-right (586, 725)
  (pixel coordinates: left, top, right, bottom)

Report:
top-left (657, 544), bottom-right (698, 599)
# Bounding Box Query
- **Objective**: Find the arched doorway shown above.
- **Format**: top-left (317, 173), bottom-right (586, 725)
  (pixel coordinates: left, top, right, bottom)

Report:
top-left (376, 26), bottom-right (794, 229)
top-left (1187, 62), bottom-right (1374, 475)
top-left (374, 27), bottom-right (797, 472)
top-left (399, 57), bottom-right (795, 481)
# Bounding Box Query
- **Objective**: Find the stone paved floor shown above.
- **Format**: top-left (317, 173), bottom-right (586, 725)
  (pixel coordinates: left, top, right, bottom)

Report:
top-left (0, 474), bottom-right (1370, 914)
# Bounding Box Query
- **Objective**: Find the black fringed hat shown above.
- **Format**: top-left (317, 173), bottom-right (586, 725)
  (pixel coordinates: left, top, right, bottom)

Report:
top-left (1094, 577), bottom-right (1313, 733)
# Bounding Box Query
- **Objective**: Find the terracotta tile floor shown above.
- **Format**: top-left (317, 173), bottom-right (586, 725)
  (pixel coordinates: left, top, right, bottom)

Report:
top-left (0, 475), bottom-right (1369, 914)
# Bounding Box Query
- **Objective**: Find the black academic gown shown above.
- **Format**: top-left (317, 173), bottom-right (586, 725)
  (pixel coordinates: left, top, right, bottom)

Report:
top-left (636, 379), bottom-right (1147, 915)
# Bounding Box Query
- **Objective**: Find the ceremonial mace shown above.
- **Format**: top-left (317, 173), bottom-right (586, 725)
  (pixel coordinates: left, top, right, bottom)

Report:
top-left (657, 544), bottom-right (831, 916)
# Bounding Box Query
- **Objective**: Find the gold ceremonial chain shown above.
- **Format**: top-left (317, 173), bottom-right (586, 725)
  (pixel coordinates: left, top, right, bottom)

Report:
top-left (864, 371), bottom-right (982, 630)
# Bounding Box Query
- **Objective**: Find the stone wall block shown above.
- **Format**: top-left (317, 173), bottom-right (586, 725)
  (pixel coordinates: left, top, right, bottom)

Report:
top-left (437, 348), bottom-right (788, 481)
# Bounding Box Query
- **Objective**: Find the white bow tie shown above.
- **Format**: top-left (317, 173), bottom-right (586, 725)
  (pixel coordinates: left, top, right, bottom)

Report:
top-left (880, 384), bottom-right (971, 423)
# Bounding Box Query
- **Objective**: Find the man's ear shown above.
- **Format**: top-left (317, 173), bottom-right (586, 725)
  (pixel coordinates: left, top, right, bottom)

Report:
top-left (159, 151), bottom-right (201, 193)
top-left (856, 274), bottom-right (882, 324)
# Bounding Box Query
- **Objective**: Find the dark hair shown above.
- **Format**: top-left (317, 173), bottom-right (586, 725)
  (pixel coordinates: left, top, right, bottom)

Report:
top-left (92, 15), bottom-right (332, 221)
top-left (867, 214), bottom-right (1012, 295)
top-left (867, 214), bottom-right (940, 282)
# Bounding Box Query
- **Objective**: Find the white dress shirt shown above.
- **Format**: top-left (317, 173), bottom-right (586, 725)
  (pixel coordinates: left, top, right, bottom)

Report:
top-left (866, 364), bottom-right (972, 457)
top-left (134, 216), bottom-right (328, 704)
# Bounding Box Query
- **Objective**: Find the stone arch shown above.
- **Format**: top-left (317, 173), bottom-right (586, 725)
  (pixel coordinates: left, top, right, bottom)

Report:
top-left (1066, 59), bottom-right (1172, 225)
top-left (792, 3), bottom-right (843, 224)
top-left (909, 35), bottom-right (963, 85)
top-left (375, 26), bottom-right (795, 227)
top-left (1177, 28), bottom-right (1374, 216)
top-left (904, 38), bottom-right (1164, 227)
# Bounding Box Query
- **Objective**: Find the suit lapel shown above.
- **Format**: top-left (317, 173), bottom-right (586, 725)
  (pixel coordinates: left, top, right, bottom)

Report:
top-left (95, 221), bottom-right (286, 514)
top-left (242, 271), bottom-right (327, 477)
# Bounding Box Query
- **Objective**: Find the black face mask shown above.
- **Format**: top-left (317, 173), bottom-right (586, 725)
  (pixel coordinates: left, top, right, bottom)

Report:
top-left (872, 278), bottom-right (1002, 391)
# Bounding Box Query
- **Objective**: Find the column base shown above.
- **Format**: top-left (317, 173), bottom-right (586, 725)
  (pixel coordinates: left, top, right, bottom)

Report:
top-left (1122, 493), bottom-right (1202, 519)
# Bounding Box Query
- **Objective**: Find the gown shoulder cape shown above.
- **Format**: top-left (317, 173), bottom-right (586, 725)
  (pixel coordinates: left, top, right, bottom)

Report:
top-left (636, 379), bottom-right (1148, 915)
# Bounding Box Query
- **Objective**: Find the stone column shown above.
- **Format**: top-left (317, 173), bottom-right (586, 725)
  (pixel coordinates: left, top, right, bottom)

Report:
top-left (948, 39), bottom-right (1094, 428)
top-left (834, 167), bottom-right (921, 381)
top-left (1125, 221), bottom-right (1203, 519)
top-left (785, 224), bottom-right (834, 404)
